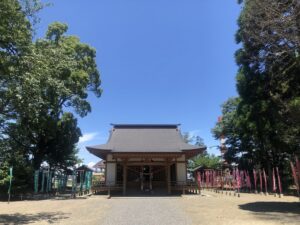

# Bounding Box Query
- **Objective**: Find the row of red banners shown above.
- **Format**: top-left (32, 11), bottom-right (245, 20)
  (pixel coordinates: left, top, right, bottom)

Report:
top-left (196, 157), bottom-right (300, 196)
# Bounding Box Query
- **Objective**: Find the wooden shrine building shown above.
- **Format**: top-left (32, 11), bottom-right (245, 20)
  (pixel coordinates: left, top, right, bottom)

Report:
top-left (87, 124), bottom-right (206, 195)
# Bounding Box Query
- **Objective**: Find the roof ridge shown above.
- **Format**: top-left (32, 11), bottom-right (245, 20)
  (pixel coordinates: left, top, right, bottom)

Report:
top-left (110, 124), bottom-right (181, 128)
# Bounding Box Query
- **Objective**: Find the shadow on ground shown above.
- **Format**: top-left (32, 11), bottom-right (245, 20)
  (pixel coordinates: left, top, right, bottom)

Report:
top-left (239, 202), bottom-right (300, 214)
top-left (0, 212), bottom-right (69, 224)
top-left (239, 201), bottom-right (300, 222)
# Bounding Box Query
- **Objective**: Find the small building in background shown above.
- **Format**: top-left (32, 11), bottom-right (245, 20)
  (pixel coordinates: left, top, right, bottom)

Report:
top-left (93, 160), bottom-right (106, 173)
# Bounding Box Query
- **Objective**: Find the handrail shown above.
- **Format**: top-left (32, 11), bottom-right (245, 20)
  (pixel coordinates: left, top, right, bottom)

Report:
top-left (93, 180), bottom-right (198, 187)
top-left (170, 181), bottom-right (198, 186)
top-left (92, 181), bottom-right (123, 187)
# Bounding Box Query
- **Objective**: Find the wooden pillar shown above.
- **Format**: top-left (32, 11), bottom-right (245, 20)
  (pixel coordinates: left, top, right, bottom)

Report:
top-left (140, 166), bottom-right (143, 191)
top-left (104, 160), bottom-right (107, 183)
top-left (123, 163), bottom-right (127, 195)
top-left (108, 186), bottom-right (111, 198)
top-left (166, 164), bottom-right (171, 194)
top-left (149, 166), bottom-right (152, 191)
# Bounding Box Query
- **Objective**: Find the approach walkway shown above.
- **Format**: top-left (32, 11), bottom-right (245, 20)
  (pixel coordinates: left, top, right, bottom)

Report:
top-left (101, 196), bottom-right (191, 225)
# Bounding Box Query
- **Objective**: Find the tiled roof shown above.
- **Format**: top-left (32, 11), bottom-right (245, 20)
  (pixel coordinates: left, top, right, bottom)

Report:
top-left (87, 124), bottom-right (206, 158)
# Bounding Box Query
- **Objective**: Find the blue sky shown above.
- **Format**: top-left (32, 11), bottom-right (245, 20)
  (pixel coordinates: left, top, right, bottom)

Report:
top-left (36, 0), bottom-right (241, 165)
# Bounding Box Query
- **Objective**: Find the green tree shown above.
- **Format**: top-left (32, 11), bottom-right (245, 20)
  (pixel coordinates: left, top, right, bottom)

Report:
top-left (44, 113), bottom-right (82, 170)
top-left (0, 1), bottom-right (102, 194)
top-left (0, 0), bottom-right (32, 133)
top-left (0, 0), bottom-right (33, 192)
top-left (182, 132), bottom-right (205, 147)
top-left (182, 132), bottom-right (219, 169)
top-left (212, 98), bottom-right (261, 169)
top-left (190, 153), bottom-right (221, 170)
top-left (236, 0), bottom-right (300, 163)
top-left (9, 22), bottom-right (102, 170)
top-left (212, 0), bottom-right (300, 178)
top-left (19, 0), bottom-right (47, 30)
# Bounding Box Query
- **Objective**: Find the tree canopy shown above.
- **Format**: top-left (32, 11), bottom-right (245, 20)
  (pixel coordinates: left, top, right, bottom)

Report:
top-left (182, 132), bottom-right (220, 169)
top-left (189, 153), bottom-right (221, 170)
top-left (0, 0), bottom-right (102, 194)
top-left (212, 0), bottom-right (300, 175)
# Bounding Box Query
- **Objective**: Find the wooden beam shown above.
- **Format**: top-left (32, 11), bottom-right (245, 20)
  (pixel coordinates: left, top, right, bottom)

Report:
top-left (112, 153), bottom-right (183, 159)
top-left (119, 162), bottom-right (175, 166)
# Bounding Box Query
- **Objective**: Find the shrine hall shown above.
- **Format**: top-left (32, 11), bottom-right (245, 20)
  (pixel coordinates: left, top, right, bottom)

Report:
top-left (87, 124), bottom-right (206, 195)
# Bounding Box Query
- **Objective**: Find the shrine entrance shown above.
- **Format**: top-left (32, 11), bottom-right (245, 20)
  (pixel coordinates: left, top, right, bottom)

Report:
top-left (117, 163), bottom-right (176, 195)
top-left (141, 165), bottom-right (152, 192)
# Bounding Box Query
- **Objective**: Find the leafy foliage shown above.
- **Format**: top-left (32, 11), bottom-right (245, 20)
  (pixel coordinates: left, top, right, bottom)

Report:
top-left (182, 132), bottom-right (205, 147)
top-left (182, 132), bottom-right (220, 169)
top-left (189, 153), bottom-right (221, 170)
top-left (0, 0), bottom-right (33, 191)
top-left (0, 0), bottom-right (32, 134)
top-left (0, 0), bottom-right (102, 194)
top-left (212, 0), bottom-right (300, 175)
top-left (6, 21), bottom-right (102, 171)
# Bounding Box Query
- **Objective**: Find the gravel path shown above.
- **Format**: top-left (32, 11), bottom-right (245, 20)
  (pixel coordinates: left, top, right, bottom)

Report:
top-left (101, 197), bottom-right (191, 225)
top-left (0, 192), bottom-right (299, 224)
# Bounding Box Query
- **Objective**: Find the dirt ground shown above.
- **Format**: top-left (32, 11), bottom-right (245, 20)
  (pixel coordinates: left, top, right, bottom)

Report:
top-left (0, 191), bottom-right (299, 225)
top-left (183, 190), bottom-right (300, 225)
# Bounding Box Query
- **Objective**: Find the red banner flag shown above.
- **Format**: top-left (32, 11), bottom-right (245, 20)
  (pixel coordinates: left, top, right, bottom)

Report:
top-left (231, 169), bottom-right (235, 190)
top-left (253, 169), bottom-right (257, 193)
top-left (236, 168), bottom-right (241, 189)
top-left (206, 171), bottom-right (210, 187)
top-left (244, 170), bottom-right (247, 187)
top-left (263, 169), bottom-right (268, 194)
top-left (259, 170), bottom-right (263, 193)
top-left (290, 161), bottom-right (299, 196)
top-left (276, 167), bottom-right (282, 196)
top-left (240, 170), bottom-right (244, 188)
top-left (296, 157), bottom-right (300, 185)
top-left (197, 171), bottom-right (201, 188)
top-left (246, 171), bottom-right (251, 191)
top-left (272, 168), bottom-right (277, 193)
top-left (206, 171), bottom-right (209, 187)
top-left (233, 168), bottom-right (236, 180)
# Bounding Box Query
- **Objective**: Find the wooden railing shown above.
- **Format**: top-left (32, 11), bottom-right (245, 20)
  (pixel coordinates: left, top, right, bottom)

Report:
top-left (170, 181), bottom-right (201, 194)
top-left (91, 181), bottom-right (123, 196)
top-left (91, 180), bottom-right (201, 196)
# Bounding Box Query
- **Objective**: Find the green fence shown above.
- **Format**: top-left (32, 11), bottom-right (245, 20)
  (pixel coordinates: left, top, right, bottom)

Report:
top-left (33, 169), bottom-right (92, 195)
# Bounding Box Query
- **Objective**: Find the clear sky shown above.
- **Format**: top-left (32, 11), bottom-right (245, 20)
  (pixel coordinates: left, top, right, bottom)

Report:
top-left (36, 0), bottom-right (241, 165)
